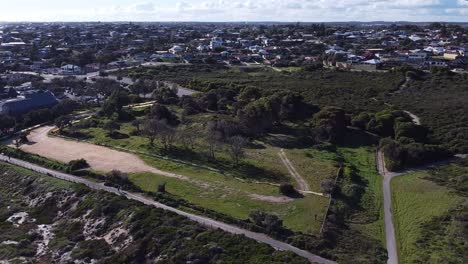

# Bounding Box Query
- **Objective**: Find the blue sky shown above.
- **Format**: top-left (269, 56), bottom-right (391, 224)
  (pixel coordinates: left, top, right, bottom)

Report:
top-left (1, 0), bottom-right (467, 22)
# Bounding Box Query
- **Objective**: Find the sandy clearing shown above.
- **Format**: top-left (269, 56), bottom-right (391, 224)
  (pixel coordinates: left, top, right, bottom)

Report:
top-left (8, 125), bottom-right (296, 204)
top-left (10, 126), bottom-right (191, 182)
top-left (249, 194), bottom-right (294, 203)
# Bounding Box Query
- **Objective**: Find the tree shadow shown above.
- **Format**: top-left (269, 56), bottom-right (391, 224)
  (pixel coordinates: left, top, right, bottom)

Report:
top-left (339, 128), bottom-right (379, 149)
top-left (285, 191), bottom-right (304, 199)
top-left (109, 132), bottom-right (130, 139)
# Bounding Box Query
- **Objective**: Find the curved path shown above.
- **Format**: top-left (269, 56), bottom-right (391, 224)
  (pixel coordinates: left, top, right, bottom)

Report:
top-left (0, 154), bottom-right (336, 264)
top-left (403, 111), bottom-right (421, 126)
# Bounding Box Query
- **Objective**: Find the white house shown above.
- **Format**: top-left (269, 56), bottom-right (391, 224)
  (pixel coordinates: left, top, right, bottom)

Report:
top-left (210, 37), bottom-right (223, 50)
top-left (169, 45), bottom-right (183, 54)
top-left (60, 64), bottom-right (82, 75)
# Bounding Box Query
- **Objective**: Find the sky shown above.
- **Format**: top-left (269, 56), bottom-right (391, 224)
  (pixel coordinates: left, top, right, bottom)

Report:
top-left (0, 0), bottom-right (467, 22)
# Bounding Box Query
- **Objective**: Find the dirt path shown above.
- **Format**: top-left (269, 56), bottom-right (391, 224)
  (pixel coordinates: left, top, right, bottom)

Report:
top-left (278, 149), bottom-right (311, 192)
top-left (8, 126), bottom-right (295, 203)
top-left (403, 111), bottom-right (421, 125)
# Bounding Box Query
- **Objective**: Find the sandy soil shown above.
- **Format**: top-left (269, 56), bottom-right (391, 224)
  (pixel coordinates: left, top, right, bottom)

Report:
top-left (9, 126), bottom-right (190, 181)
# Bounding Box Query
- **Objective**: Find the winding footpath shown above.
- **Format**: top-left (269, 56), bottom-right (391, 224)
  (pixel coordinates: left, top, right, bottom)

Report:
top-left (0, 154), bottom-right (335, 264)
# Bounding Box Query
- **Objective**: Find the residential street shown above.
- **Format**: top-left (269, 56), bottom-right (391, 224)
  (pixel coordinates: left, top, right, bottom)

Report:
top-left (0, 154), bottom-right (336, 264)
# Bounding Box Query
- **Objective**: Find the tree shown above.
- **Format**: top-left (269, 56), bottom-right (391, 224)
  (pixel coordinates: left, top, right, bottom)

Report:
top-left (312, 106), bottom-right (347, 144)
top-left (103, 121), bottom-right (120, 136)
top-left (228, 136), bottom-right (247, 166)
top-left (249, 210), bottom-right (285, 236)
top-left (0, 115), bottom-right (15, 134)
top-left (180, 95), bottom-right (202, 115)
top-left (237, 98), bottom-right (276, 135)
top-left (143, 118), bottom-right (158, 146)
top-left (320, 180), bottom-right (336, 195)
top-left (55, 115), bottom-right (72, 131)
top-left (178, 126), bottom-right (198, 149)
top-left (131, 119), bottom-right (143, 134)
top-left (157, 182), bottom-right (166, 193)
top-left (106, 170), bottom-right (129, 186)
top-left (279, 183), bottom-right (296, 196)
top-left (157, 121), bottom-right (176, 152)
top-left (101, 89), bottom-right (130, 117)
top-left (68, 159), bottom-right (89, 171)
top-left (149, 103), bottom-right (179, 126)
top-left (206, 121), bottom-right (223, 159)
top-left (153, 84), bottom-right (178, 104)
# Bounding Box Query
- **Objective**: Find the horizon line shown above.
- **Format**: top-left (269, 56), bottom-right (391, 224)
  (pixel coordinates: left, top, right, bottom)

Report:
top-left (1, 20), bottom-right (468, 24)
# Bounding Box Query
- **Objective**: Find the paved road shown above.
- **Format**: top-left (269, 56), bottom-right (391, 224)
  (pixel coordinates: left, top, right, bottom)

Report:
top-left (377, 150), bottom-right (467, 264)
top-left (278, 149), bottom-right (311, 192)
top-left (376, 151), bottom-right (398, 264)
top-left (14, 64), bottom-right (198, 98)
top-left (0, 154), bottom-right (336, 264)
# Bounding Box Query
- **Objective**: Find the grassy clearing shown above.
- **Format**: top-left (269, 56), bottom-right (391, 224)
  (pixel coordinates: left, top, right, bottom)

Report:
top-left (391, 171), bottom-right (464, 263)
top-left (129, 171), bottom-right (329, 234)
top-left (68, 112), bottom-right (340, 235)
top-left (283, 148), bottom-right (339, 191)
top-left (338, 146), bottom-right (385, 245)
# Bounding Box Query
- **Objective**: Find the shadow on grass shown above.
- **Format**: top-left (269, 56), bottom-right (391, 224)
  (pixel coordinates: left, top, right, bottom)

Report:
top-left (285, 191), bottom-right (304, 199)
top-left (146, 145), bottom-right (290, 182)
top-left (338, 128), bottom-right (379, 149)
top-left (109, 132), bottom-right (130, 139)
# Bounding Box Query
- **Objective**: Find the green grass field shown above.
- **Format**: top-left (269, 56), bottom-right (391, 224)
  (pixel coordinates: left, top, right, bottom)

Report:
top-left (338, 146), bottom-right (385, 245)
top-left (284, 148), bottom-right (339, 191)
top-left (130, 171), bottom-right (329, 234)
top-left (391, 171), bottom-right (464, 263)
top-left (68, 116), bottom-right (336, 234)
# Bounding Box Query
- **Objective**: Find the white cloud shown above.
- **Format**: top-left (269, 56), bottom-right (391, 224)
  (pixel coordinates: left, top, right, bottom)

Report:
top-left (0, 0), bottom-right (465, 22)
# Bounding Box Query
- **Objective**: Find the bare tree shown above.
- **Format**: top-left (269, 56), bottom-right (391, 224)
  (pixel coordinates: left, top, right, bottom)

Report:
top-left (228, 136), bottom-right (247, 166)
top-left (143, 118), bottom-right (159, 146)
top-left (13, 138), bottom-right (22, 149)
top-left (206, 121), bottom-right (223, 159)
top-left (178, 126), bottom-right (198, 150)
top-left (131, 119), bottom-right (143, 134)
top-left (157, 121), bottom-right (176, 152)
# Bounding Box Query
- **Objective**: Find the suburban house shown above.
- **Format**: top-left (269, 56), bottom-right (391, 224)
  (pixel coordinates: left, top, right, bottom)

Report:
top-left (60, 64), bottom-right (82, 75)
top-left (443, 50), bottom-right (460, 60)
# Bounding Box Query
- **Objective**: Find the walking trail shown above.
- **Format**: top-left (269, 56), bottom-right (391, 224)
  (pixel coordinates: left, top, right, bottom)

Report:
top-left (278, 149), bottom-right (310, 192)
top-left (278, 149), bottom-right (326, 197)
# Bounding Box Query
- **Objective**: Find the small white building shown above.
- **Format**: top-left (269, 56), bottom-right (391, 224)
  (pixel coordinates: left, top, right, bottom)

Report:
top-left (169, 45), bottom-right (184, 54)
top-left (210, 37), bottom-right (223, 50)
top-left (60, 64), bottom-right (82, 75)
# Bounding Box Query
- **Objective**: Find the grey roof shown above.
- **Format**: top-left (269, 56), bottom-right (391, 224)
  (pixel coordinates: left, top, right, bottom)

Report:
top-left (0, 90), bottom-right (58, 116)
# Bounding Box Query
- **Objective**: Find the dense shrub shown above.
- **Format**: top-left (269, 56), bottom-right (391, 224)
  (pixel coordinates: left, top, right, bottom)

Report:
top-left (68, 159), bottom-right (89, 171)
